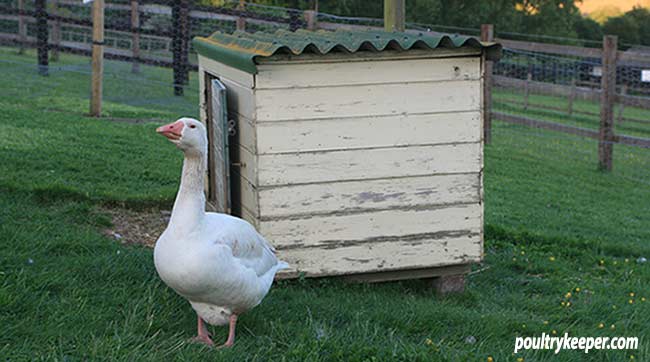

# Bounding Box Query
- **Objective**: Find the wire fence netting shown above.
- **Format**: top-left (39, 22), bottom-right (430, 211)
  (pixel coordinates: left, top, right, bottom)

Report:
top-left (0, 0), bottom-right (648, 199)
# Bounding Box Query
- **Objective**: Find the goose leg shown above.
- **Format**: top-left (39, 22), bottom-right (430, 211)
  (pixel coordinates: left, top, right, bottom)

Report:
top-left (192, 315), bottom-right (214, 347)
top-left (217, 314), bottom-right (238, 348)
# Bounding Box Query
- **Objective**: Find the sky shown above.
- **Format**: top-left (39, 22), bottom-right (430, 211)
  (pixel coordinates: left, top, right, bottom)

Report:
top-left (577, 0), bottom-right (650, 22)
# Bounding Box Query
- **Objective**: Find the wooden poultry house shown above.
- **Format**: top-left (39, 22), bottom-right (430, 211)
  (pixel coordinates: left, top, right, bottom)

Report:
top-left (192, 29), bottom-right (501, 283)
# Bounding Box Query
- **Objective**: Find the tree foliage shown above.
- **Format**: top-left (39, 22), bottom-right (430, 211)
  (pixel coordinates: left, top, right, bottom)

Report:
top-left (255, 0), bottom-right (585, 39)
top-left (573, 15), bottom-right (603, 41)
top-left (603, 15), bottom-right (639, 45)
top-left (198, 0), bottom-right (650, 46)
top-left (622, 6), bottom-right (650, 45)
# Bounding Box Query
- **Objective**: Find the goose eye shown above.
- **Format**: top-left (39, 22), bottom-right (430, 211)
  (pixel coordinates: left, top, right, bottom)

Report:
top-left (189, 125), bottom-right (196, 129)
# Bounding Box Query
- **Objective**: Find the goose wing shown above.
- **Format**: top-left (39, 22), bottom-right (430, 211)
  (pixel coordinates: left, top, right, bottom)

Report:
top-left (205, 212), bottom-right (283, 277)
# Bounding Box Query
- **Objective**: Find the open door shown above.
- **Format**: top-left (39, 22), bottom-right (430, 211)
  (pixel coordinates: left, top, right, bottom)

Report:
top-left (207, 78), bottom-right (231, 214)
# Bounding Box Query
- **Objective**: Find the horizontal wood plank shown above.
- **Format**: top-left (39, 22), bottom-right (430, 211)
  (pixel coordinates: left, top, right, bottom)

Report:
top-left (261, 203), bottom-right (481, 248)
top-left (257, 142), bottom-right (481, 186)
top-left (232, 170), bottom-right (259, 217)
top-left (258, 173), bottom-right (480, 218)
top-left (339, 264), bottom-right (472, 283)
top-left (256, 111), bottom-right (481, 154)
top-left (235, 144), bottom-right (258, 186)
top-left (255, 80), bottom-right (480, 121)
top-left (496, 38), bottom-right (602, 58)
top-left (256, 57), bottom-right (480, 89)
top-left (233, 114), bottom-right (257, 154)
top-left (493, 111), bottom-right (600, 139)
top-left (240, 204), bottom-right (259, 229)
top-left (275, 232), bottom-right (482, 276)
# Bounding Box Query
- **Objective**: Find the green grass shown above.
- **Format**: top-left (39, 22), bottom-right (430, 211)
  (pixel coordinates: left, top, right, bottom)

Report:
top-left (493, 88), bottom-right (650, 139)
top-left (1, 47), bottom-right (649, 361)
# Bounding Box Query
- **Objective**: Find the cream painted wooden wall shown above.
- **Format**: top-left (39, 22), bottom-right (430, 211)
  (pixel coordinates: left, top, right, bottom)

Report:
top-left (198, 51), bottom-right (484, 278)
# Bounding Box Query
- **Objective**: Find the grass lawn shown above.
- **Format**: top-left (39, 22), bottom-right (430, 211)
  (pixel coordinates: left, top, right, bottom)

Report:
top-left (493, 88), bottom-right (650, 139)
top-left (1, 48), bottom-right (649, 361)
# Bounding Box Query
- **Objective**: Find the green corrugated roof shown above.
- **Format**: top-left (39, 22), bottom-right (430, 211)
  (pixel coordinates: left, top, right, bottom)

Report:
top-left (193, 28), bottom-right (501, 74)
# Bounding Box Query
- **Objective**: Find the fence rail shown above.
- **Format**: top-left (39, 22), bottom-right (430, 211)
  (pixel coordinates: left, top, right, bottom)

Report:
top-left (493, 75), bottom-right (650, 111)
top-left (496, 38), bottom-right (650, 67)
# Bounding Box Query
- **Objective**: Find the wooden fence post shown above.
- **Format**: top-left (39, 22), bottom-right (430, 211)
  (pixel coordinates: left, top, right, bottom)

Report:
top-left (285, 0), bottom-right (300, 31)
top-left (617, 84), bottom-right (626, 124)
top-left (90, 0), bottom-right (105, 117)
top-left (236, 0), bottom-right (246, 31)
top-left (180, 0), bottom-right (190, 85)
top-left (524, 71), bottom-right (532, 110)
top-left (598, 35), bottom-right (617, 171)
top-left (172, 0), bottom-right (184, 95)
top-left (18, 0), bottom-right (26, 54)
top-left (384, 0), bottom-right (405, 32)
top-left (567, 78), bottom-right (576, 116)
top-left (130, 0), bottom-right (140, 73)
top-left (304, 10), bottom-right (317, 30)
top-left (51, 0), bottom-right (61, 61)
top-left (304, 0), bottom-right (318, 30)
top-left (35, 0), bottom-right (48, 75)
top-left (480, 24), bottom-right (493, 145)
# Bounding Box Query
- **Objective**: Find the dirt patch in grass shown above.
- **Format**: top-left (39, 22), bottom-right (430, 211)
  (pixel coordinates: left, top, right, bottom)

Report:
top-left (100, 207), bottom-right (170, 247)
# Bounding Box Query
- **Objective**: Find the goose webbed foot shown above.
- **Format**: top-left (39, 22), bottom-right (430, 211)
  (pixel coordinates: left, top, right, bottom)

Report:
top-left (216, 314), bottom-right (238, 349)
top-left (191, 316), bottom-right (214, 347)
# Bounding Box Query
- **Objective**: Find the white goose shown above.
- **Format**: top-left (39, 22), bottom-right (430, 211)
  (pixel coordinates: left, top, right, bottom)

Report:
top-left (153, 117), bottom-right (288, 348)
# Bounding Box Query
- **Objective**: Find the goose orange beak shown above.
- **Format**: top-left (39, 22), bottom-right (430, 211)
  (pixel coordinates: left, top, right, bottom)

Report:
top-left (156, 120), bottom-right (184, 140)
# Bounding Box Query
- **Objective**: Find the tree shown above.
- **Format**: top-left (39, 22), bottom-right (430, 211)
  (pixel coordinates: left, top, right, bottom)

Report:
top-left (603, 15), bottom-right (640, 46)
top-left (573, 15), bottom-right (603, 42)
top-left (516, 0), bottom-right (581, 39)
top-left (624, 6), bottom-right (650, 46)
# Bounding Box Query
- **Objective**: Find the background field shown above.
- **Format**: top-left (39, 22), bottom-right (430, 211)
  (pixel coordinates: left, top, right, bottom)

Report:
top-left (1, 47), bottom-right (649, 361)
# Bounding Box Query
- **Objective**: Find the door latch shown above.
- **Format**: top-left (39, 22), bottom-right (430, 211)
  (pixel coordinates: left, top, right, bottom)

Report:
top-left (228, 119), bottom-right (237, 136)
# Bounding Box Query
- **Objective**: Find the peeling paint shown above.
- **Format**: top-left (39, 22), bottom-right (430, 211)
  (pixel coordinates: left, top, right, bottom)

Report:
top-left (353, 191), bottom-right (406, 204)
top-left (275, 229), bottom-right (479, 251)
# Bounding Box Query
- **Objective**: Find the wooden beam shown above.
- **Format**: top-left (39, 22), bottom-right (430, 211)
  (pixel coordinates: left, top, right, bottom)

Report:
top-left (493, 111), bottom-right (600, 139)
top-left (384, 0), bottom-right (405, 32)
top-left (496, 38), bottom-right (602, 58)
top-left (341, 264), bottom-right (471, 283)
top-left (304, 10), bottom-right (317, 30)
top-left (90, 0), bottom-right (105, 117)
top-left (34, 0), bottom-right (48, 75)
top-left (567, 78), bottom-right (576, 115)
top-left (496, 37), bottom-right (650, 67)
top-left (617, 84), bottom-right (626, 124)
top-left (481, 24), bottom-right (493, 145)
top-left (599, 35), bottom-right (617, 171)
top-left (236, 0), bottom-right (246, 31)
top-left (130, 0), bottom-right (140, 73)
top-left (51, 0), bottom-right (61, 61)
top-left (523, 71), bottom-right (532, 110)
top-left (616, 134), bottom-right (650, 149)
top-left (172, 0), bottom-right (183, 95)
top-left (288, 0), bottom-right (300, 31)
top-left (17, 0), bottom-right (26, 54)
top-left (492, 111), bottom-right (650, 148)
top-left (180, 0), bottom-right (190, 85)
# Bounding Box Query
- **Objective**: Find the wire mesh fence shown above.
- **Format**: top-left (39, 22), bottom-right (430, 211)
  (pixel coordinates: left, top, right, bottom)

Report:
top-left (0, 1), bottom-right (648, 210)
top-left (491, 39), bottom-right (650, 183)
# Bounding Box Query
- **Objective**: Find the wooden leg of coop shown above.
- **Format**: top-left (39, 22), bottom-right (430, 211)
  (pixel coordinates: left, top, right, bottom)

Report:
top-left (431, 273), bottom-right (466, 296)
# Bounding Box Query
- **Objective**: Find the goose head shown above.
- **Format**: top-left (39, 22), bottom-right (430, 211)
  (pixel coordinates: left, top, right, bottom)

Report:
top-left (156, 117), bottom-right (207, 157)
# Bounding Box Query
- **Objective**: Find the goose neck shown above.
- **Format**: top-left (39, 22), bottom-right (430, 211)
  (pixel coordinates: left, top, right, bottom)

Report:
top-left (169, 153), bottom-right (206, 230)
